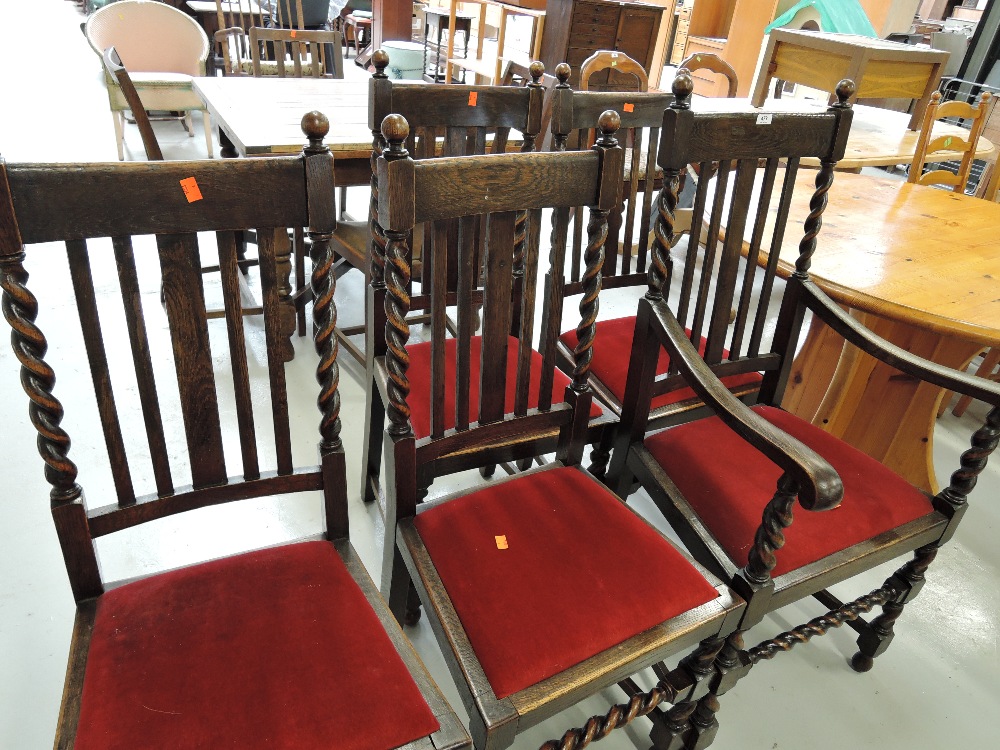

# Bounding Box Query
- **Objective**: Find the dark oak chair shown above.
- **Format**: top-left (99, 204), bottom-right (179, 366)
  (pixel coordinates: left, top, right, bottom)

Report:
top-left (608, 75), bottom-right (1000, 743)
top-left (356, 53), bottom-right (553, 505)
top-left (549, 66), bottom-right (760, 478)
top-left (0, 113), bottom-right (469, 750)
top-left (375, 111), bottom-right (743, 750)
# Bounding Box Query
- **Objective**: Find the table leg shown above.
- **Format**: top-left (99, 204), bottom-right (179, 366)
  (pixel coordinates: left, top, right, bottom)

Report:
top-left (783, 310), bottom-right (983, 494)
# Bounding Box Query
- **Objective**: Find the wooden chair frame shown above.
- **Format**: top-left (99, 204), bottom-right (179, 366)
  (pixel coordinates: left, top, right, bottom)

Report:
top-left (0, 114), bottom-right (468, 750)
top-left (608, 76), bottom-right (1000, 743)
top-left (908, 89), bottom-right (994, 192)
top-left (249, 27), bottom-right (345, 79)
top-left (678, 52), bottom-right (738, 98)
top-left (579, 49), bottom-right (649, 92)
top-left (375, 111), bottom-right (743, 750)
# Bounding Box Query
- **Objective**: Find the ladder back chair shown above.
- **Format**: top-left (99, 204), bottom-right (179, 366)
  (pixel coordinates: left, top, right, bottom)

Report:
top-left (376, 111), bottom-right (743, 750)
top-left (608, 75), bottom-right (1000, 745)
top-left (678, 52), bottom-right (738, 98)
top-left (0, 113), bottom-right (469, 750)
top-left (213, 0), bottom-right (264, 76)
top-left (355, 53), bottom-right (551, 503)
top-left (908, 89), bottom-right (994, 192)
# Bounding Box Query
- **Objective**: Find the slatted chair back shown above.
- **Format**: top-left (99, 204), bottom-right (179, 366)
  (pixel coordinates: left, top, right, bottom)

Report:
top-left (213, 0), bottom-right (263, 76)
top-left (908, 89), bottom-right (994, 192)
top-left (0, 114), bottom-right (344, 602)
top-left (102, 46), bottom-right (163, 161)
top-left (374, 111), bottom-right (623, 498)
top-left (637, 74), bottom-right (855, 421)
top-left (250, 27), bottom-right (345, 78)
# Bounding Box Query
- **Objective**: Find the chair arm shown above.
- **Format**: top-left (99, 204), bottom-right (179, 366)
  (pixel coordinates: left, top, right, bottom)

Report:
top-left (646, 297), bottom-right (843, 512)
top-left (801, 280), bottom-right (1000, 407)
top-left (214, 27), bottom-right (246, 44)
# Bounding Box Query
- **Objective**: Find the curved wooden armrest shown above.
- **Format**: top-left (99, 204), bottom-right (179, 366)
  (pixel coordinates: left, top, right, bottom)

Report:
top-left (801, 280), bottom-right (1000, 407)
top-left (646, 297), bottom-right (843, 512)
top-left (214, 27), bottom-right (246, 43)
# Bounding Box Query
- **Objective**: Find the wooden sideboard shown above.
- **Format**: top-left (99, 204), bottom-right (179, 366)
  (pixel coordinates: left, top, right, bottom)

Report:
top-left (539, 0), bottom-right (665, 90)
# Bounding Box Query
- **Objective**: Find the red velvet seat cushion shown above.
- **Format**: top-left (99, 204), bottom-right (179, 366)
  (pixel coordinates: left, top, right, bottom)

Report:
top-left (406, 335), bottom-right (602, 439)
top-left (560, 316), bottom-right (762, 410)
top-left (413, 466), bottom-right (720, 699)
top-left (75, 541), bottom-right (439, 749)
top-left (645, 405), bottom-right (934, 578)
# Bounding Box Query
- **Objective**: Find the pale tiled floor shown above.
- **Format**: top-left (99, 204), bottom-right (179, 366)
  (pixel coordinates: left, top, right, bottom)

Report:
top-left (1, 2), bottom-right (998, 748)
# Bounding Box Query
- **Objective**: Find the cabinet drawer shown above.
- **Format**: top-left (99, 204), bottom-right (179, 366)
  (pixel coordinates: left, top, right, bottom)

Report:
top-left (568, 27), bottom-right (619, 48)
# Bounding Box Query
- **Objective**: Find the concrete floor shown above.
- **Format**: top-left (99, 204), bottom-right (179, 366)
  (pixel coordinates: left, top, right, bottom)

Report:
top-left (1, 2), bottom-right (998, 748)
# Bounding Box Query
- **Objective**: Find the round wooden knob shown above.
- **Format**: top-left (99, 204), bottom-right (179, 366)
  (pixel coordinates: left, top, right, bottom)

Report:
top-left (529, 60), bottom-right (545, 84)
top-left (672, 69), bottom-right (695, 104)
top-left (555, 62), bottom-right (571, 86)
top-left (598, 110), bottom-right (621, 137)
top-left (381, 113), bottom-right (410, 146)
top-left (835, 79), bottom-right (857, 105)
top-left (301, 110), bottom-right (330, 141)
top-left (373, 49), bottom-right (390, 75)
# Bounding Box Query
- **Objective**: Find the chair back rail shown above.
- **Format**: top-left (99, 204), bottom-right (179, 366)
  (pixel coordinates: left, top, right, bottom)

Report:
top-left (249, 27), bottom-right (345, 79)
top-left (0, 114), bottom-right (342, 601)
top-left (376, 113), bottom-right (623, 452)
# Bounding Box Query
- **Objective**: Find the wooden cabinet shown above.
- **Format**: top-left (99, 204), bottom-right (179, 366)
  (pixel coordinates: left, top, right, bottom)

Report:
top-left (540, 0), bottom-right (665, 90)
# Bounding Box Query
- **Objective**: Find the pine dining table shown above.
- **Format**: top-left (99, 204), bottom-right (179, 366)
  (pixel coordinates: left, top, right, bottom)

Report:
top-left (722, 169), bottom-right (1000, 495)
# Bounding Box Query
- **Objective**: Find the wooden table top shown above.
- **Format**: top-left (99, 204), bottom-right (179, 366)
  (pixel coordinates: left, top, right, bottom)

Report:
top-left (743, 170), bottom-right (1000, 346)
top-left (695, 98), bottom-right (995, 169)
top-left (194, 77), bottom-right (372, 157)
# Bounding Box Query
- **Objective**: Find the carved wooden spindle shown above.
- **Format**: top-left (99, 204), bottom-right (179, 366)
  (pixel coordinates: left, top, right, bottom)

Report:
top-left (749, 583), bottom-right (895, 664)
top-left (552, 63), bottom-right (572, 152)
top-left (0, 251), bottom-right (81, 502)
top-left (369, 50), bottom-right (391, 287)
top-left (743, 472), bottom-right (799, 585)
top-left (301, 112), bottom-right (342, 451)
top-left (795, 79), bottom-right (855, 277)
top-left (381, 114), bottom-right (414, 435)
top-left (939, 405), bottom-right (1000, 510)
top-left (571, 110), bottom-right (619, 392)
top-left (647, 71), bottom-right (693, 301)
top-left (511, 61), bottom-right (546, 283)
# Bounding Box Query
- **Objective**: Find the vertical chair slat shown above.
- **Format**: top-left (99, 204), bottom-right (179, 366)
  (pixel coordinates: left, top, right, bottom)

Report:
top-left (676, 162), bottom-right (710, 329)
top-left (620, 127), bottom-right (641, 264)
top-left (704, 159), bottom-right (757, 364)
top-left (256, 228), bottom-right (293, 475)
top-left (477, 211), bottom-right (516, 425)
top-left (430, 221), bottom-right (449, 439)
top-left (749, 159), bottom-right (800, 357)
top-left (688, 160), bottom-right (730, 352)
top-left (111, 235), bottom-right (173, 497)
top-left (216, 230), bottom-right (260, 480)
top-left (537, 206), bottom-right (571, 412)
top-left (731, 157), bottom-right (780, 358)
top-left (635, 125), bottom-right (660, 274)
top-left (492, 126), bottom-right (510, 155)
top-left (445, 126), bottom-right (467, 157)
top-left (66, 239), bottom-right (136, 506)
top-left (513, 208), bottom-right (543, 417)
top-left (454, 214), bottom-right (477, 432)
top-left (157, 232), bottom-right (227, 488)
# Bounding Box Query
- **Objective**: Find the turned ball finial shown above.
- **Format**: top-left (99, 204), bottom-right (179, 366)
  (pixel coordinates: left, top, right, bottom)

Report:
top-left (835, 79), bottom-right (856, 106)
top-left (671, 69), bottom-right (694, 109)
top-left (373, 49), bottom-right (390, 78)
top-left (528, 60), bottom-right (545, 85)
top-left (300, 110), bottom-right (330, 146)
top-left (597, 110), bottom-right (621, 144)
top-left (555, 62), bottom-right (571, 87)
top-left (381, 114), bottom-right (410, 151)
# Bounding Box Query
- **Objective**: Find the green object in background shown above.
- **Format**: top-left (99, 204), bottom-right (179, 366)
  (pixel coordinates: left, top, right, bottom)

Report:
top-left (765, 0), bottom-right (878, 37)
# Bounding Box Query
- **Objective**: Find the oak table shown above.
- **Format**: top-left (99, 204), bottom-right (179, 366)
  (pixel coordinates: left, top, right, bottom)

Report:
top-left (726, 170), bottom-right (1000, 494)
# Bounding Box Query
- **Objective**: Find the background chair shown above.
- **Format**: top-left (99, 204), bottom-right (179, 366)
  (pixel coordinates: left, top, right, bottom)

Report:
top-left (101, 46), bottom-right (162, 161)
top-left (678, 52), bottom-right (738, 98)
top-left (212, 0), bottom-right (265, 76)
top-left (84, 0), bottom-right (213, 160)
top-left (250, 26), bottom-right (345, 78)
top-left (608, 76), bottom-right (1000, 743)
top-left (375, 111), bottom-right (743, 750)
top-left (579, 49), bottom-right (648, 92)
top-left (908, 89), bottom-right (994, 192)
top-left (347, 56), bottom-right (551, 506)
top-left (0, 113), bottom-right (468, 750)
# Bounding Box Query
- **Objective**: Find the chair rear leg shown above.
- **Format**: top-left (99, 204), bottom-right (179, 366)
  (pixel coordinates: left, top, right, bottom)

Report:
top-left (851, 543), bottom-right (938, 672)
top-left (588, 428), bottom-right (614, 480)
top-left (362, 380), bottom-right (386, 504)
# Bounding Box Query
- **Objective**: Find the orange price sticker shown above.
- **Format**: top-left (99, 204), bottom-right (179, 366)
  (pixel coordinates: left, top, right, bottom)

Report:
top-left (623, 102), bottom-right (634, 113)
top-left (468, 91), bottom-right (478, 106)
top-left (290, 29), bottom-right (297, 38)
top-left (179, 177), bottom-right (203, 203)
top-left (495, 535), bottom-right (508, 550)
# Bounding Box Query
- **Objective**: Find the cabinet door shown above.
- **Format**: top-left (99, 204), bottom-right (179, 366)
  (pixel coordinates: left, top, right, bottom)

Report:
top-left (607, 7), bottom-right (662, 90)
